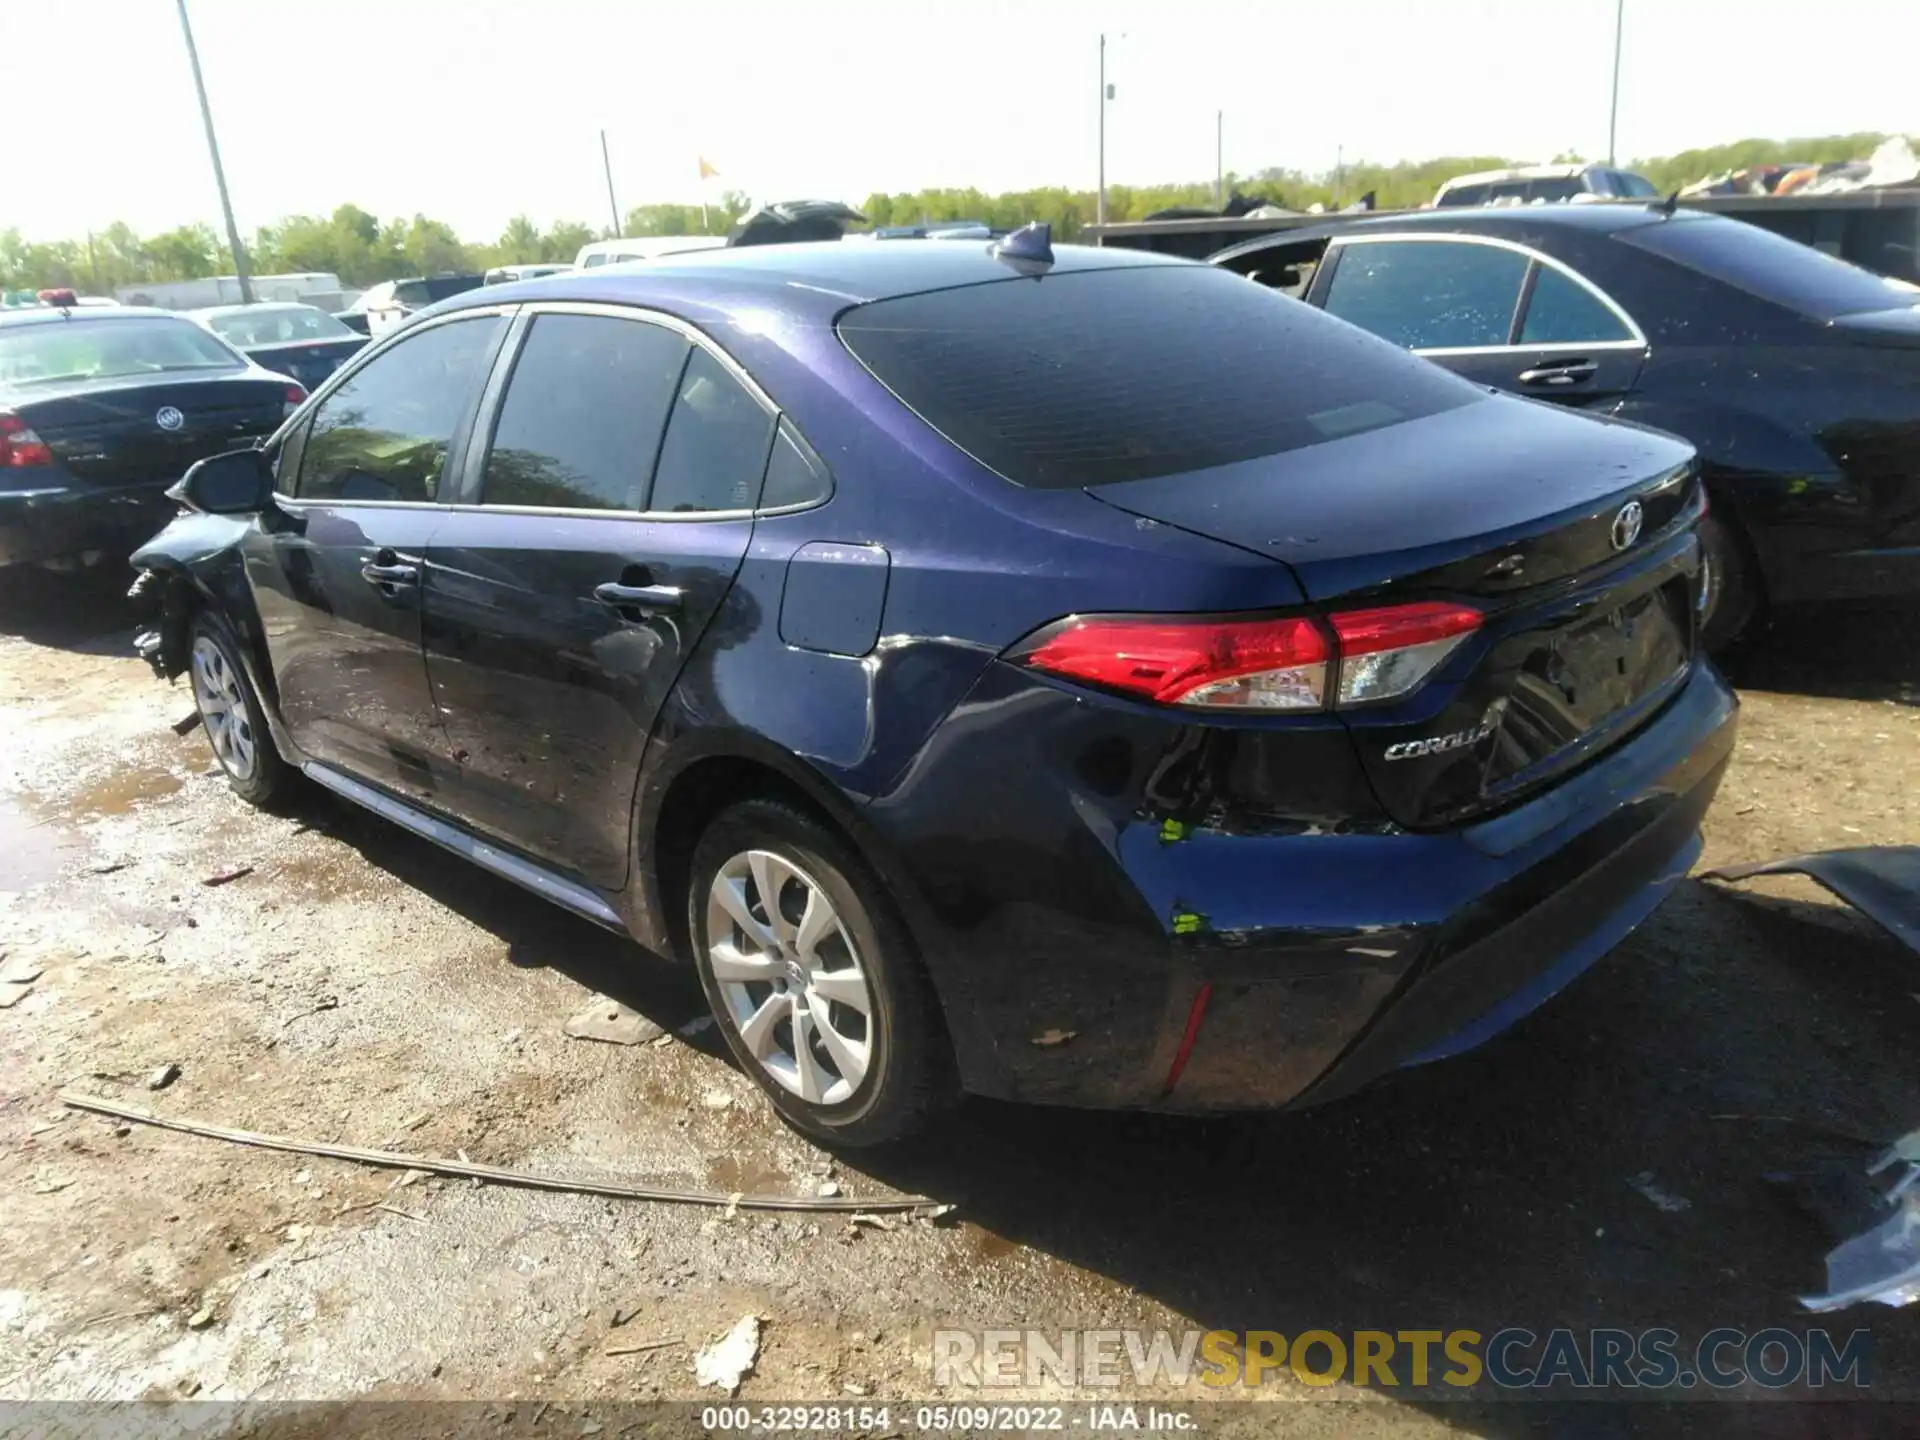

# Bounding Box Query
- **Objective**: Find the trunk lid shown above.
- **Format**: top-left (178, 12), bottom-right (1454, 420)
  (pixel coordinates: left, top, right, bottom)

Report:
top-left (243, 337), bottom-right (365, 391)
top-left (1090, 396), bottom-right (1704, 828)
top-left (11, 373), bottom-right (287, 487)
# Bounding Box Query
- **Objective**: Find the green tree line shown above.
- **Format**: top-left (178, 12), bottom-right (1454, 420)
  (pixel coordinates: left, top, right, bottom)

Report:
top-left (0, 135), bottom-right (1895, 294)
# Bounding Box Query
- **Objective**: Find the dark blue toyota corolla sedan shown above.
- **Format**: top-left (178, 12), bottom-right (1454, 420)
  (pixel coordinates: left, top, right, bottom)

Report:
top-left (129, 230), bottom-right (1737, 1144)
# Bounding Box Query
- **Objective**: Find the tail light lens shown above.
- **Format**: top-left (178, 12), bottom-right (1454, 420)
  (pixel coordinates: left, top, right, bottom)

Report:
top-left (282, 383), bottom-right (307, 420)
top-left (1017, 614), bottom-right (1331, 711)
top-left (1014, 600), bottom-right (1482, 713)
top-left (0, 412), bottom-right (53, 468)
top-left (1330, 601), bottom-right (1482, 706)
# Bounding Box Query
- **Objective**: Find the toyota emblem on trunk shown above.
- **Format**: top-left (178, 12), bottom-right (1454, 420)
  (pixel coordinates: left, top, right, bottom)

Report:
top-left (1610, 500), bottom-right (1645, 552)
top-left (155, 406), bottom-right (184, 432)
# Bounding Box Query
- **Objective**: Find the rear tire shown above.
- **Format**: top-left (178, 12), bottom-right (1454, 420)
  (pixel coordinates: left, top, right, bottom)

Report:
top-left (1698, 513), bottom-right (1759, 654)
top-left (687, 797), bottom-right (953, 1147)
top-left (188, 610), bottom-right (294, 809)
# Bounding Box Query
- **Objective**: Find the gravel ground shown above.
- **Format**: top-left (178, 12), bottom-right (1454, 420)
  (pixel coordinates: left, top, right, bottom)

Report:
top-left (1, 569), bottom-right (1916, 1437)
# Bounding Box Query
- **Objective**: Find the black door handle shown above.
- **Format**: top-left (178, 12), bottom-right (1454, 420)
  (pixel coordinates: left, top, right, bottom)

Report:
top-left (1517, 360), bottom-right (1598, 387)
top-left (594, 580), bottom-right (683, 611)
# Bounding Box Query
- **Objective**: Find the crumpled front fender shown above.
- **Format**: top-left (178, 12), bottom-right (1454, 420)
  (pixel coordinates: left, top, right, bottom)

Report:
top-left (128, 511), bottom-right (257, 682)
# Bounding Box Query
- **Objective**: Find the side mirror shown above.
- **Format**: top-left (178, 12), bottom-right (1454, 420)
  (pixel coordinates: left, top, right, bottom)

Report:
top-left (169, 448), bottom-right (274, 515)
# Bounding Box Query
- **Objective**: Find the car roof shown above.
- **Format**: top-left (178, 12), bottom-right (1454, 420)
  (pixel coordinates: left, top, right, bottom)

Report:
top-left (1441, 163), bottom-right (1600, 187)
top-left (448, 239), bottom-right (1192, 320)
top-left (1211, 201), bottom-right (1696, 261)
top-left (0, 304), bottom-right (186, 329)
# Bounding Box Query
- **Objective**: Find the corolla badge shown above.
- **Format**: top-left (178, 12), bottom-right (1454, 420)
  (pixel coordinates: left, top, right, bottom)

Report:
top-left (1610, 499), bottom-right (1645, 552)
top-left (155, 406), bottom-right (185, 432)
top-left (1383, 698), bottom-right (1509, 762)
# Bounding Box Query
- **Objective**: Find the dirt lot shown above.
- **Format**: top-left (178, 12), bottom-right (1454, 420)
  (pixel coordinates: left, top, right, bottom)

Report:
top-left (2, 569), bottom-right (1917, 1435)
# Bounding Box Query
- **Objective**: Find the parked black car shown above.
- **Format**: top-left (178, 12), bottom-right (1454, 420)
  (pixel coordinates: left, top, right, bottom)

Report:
top-left (130, 240), bottom-right (1733, 1145)
top-left (0, 300), bottom-right (304, 570)
top-left (1212, 204), bottom-right (1920, 647)
top-left (190, 303), bottom-right (368, 392)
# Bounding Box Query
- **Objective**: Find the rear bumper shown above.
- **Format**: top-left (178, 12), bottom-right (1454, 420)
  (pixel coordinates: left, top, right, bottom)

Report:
top-left (1166, 664), bottom-right (1738, 1111)
top-left (893, 660), bottom-right (1738, 1111)
top-left (0, 481), bottom-right (175, 568)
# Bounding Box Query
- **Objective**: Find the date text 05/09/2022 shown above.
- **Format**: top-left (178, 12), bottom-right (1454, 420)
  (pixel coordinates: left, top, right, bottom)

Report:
top-left (700, 1404), bottom-right (1196, 1432)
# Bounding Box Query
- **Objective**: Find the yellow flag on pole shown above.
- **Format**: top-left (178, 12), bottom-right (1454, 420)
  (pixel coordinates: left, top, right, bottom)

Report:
top-left (698, 156), bottom-right (720, 181)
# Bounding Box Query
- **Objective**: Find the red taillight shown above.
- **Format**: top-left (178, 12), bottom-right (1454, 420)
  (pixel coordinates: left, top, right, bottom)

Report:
top-left (1329, 601), bottom-right (1482, 707)
top-left (0, 412), bottom-right (53, 468)
top-left (282, 383), bottom-right (306, 420)
top-left (1018, 613), bottom-right (1332, 711)
top-left (1014, 600), bottom-right (1482, 712)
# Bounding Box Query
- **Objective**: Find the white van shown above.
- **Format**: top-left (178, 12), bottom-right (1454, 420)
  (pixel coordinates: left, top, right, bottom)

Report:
top-left (572, 235), bottom-right (729, 269)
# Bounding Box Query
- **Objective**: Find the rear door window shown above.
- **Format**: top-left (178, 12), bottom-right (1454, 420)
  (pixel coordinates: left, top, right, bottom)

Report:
top-left (760, 419), bottom-right (831, 509)
top-left (1438, 183), bottom-right (1490, 207)
top-left (1322, 240), bottom-right (1529, 350)
top-left (836, 263), bottom-right (1477, 489)
top-left (481, 313), bottom-right (688, 511)
top-left (1518, 264), bottom-right (1637, 345)
top-left (296, 315), bottom-right (502, 503)
top-left (647, 349), bottom-right (777, 512)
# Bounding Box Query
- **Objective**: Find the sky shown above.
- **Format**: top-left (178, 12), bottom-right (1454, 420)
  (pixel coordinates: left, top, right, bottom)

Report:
top-left (6, 0), bottom-right (1916, 243)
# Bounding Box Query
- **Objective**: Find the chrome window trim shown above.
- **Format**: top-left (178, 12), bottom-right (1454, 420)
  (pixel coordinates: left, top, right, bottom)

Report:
top-left (511, 299), bottom-right (781, 420)
top-left (454, 298), bottom-right (828, 521)
top-left (1322, 230), bottom-right (1648, 353)
top-left (272, 298), bottom-right (833, 520)
top-left (269, 305), bottom-right (518, 510)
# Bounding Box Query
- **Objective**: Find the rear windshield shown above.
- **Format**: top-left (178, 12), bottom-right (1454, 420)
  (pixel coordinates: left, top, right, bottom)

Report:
top-left (1527, 178), bottom-right (1584, 202)
top-left (836, 265), bottom-right (1479, 488)
top-left (0, 316), bottom-right (241, 385)
top-left (394, 275), bottom-right (484, 306)
top-left (207, 306), bottom-right (355, 346)
top-left (1622, 215), bottom-right (1919, 319)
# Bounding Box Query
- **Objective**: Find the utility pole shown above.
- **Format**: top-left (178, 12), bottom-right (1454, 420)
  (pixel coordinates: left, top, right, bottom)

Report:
top-left (600, 130), bottom-right (623, 238)
top-left (1334, 144), bottom-right (1345, 209)
top-left (1607, 0), bottom-right (1624, 166)
top-left (1215, 110), bottom-right (1223, 208)
top-left (175, 0), bottom-right (251, 303)
top-left (1097, 34), bottom-right (1108, 227)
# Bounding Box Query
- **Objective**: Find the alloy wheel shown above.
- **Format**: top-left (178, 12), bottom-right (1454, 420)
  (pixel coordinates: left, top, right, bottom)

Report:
top-left (190, 634), bottom-right (258, 782)
top-left (704, 849), bottom-right (875, 1104)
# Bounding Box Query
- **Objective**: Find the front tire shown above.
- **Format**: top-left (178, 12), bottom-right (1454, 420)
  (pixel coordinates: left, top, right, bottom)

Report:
top-left (188, 610), bottom-right (293, 808)
top-left (687, 798), bottom-right (953, 1146)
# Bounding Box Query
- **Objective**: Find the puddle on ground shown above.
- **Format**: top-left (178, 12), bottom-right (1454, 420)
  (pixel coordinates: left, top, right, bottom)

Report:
top-left (64, 766), bottom-right (183, 819)
top-left (0, 796), bottom-right (87, 892)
